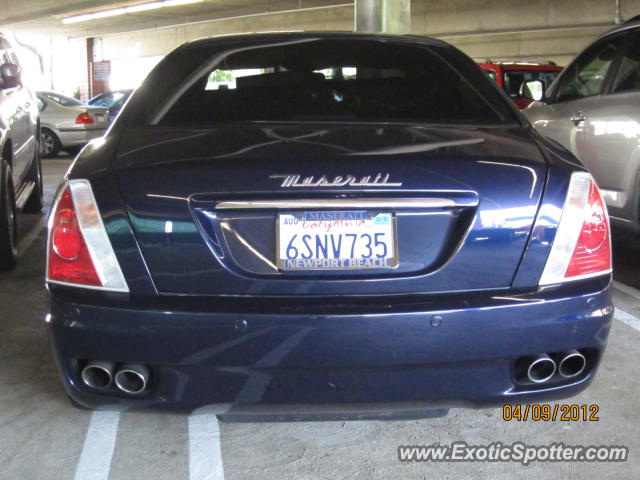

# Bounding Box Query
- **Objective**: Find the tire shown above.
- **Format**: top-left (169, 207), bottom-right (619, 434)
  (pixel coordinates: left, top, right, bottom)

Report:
top-left (64, 145), bottom-right (82, 156)
top-left (22, 143), bottom-right (43, 213)
top-left (40, 128), bottom-right (61, 158)
top-left (0, 158), bottom-right (17, 271)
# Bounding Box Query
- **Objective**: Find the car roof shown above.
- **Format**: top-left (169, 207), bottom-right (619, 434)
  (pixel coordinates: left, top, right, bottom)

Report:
top-left (477, 60), bottom-right (559, 66)
top-left (621, 15), bottom-right (640, 27)
top-left (594, 16), bottom-right (640, 39)
top-left (89, 90), bottom-right (133, 103)
top-left (554, 16), bottom-right (639, 70)
top-left (37, 90), bottom-right (82, 101)
top-left (93, 89), bottom-right (133, 96)
top-left (183, 31), bottom-right (449, 50)
top-left (477, 61), bottom-right (562, 70)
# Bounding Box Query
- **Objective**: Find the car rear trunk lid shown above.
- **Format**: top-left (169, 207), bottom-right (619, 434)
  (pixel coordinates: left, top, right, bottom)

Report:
top-left (115, 124), bottom-right (546, 296)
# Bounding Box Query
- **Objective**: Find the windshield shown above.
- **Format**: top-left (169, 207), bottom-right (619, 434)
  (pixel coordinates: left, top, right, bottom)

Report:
top-left (89, 92), bottom-right (127, 108)
top-left (42, 92), bottom-right (83, 107)
top-left (503, 70), bottom-right (561, 97)
top-left (144, 38), bottom-right (511, 126)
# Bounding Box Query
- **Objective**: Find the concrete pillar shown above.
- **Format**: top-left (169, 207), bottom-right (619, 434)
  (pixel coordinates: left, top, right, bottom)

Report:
top-left (86, 37), bottom-right (109, 100)
top-left (85, 37), bottom-right (94, 100)
top-left (355, 0), bottom-right (410, 34)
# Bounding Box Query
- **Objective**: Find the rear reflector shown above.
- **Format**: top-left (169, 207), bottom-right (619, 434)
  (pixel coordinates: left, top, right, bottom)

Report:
top-left (539, 172), bottom-right (612, 286)
top-left (46, 180), bottom-right (128, 292)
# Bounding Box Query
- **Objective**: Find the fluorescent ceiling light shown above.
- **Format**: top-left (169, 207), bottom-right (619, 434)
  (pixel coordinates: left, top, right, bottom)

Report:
top-left (62, 0), bottom-right (204, 24)
top-left (126, 2), bottom-right (164, 13)
top-left (92, 8), bottom-right (127, 19)
top-left (164, 0), bottom-right (203, 6)
top-left (63, 14), bottom-right (94, 24)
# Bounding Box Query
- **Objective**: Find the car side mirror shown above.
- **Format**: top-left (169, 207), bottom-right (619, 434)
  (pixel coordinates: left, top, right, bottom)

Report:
top-left (1, 63), bottom-right (20, 89)
top-left (520, 79), bottom-right (545, 102)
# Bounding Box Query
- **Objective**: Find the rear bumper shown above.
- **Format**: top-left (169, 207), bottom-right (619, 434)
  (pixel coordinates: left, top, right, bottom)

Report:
top-left (47, 279), bottom-right (614, 416)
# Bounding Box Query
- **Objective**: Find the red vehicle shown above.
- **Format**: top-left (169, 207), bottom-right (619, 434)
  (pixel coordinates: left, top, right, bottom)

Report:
top-left (477, 60), bottom-right (563, 109)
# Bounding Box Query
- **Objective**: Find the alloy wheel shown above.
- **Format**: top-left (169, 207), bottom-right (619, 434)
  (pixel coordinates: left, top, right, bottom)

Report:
top-left (40, 132), bottom-right (55, 157)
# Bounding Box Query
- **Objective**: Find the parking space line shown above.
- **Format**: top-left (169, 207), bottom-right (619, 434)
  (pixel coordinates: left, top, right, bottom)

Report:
top-left (73, 411), bottom-right (120, 480)
top-left (615, 308), bottom-right (640, 332)
top-left (613, 281), bottom-right (640, 302)
top-left (16, 215), bottom-right (47, 257)
top-left (189, 407), bottom-right (225, 480)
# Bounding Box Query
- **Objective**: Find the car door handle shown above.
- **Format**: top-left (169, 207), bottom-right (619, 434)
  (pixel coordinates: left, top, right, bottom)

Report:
top-left (570, 111), bottom-right (586, 125)
top-left (24, 102), bottom-right (30, 108)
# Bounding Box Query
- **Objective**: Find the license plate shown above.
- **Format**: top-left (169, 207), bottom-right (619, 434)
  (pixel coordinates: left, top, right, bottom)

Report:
top-left (277, 211), bottom-right (397, 270)
top-left (95, 114), bottom-right (106, 123)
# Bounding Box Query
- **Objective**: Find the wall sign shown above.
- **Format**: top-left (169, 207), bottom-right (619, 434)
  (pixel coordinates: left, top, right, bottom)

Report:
top-left (93, 61), bottom-right (111, 81)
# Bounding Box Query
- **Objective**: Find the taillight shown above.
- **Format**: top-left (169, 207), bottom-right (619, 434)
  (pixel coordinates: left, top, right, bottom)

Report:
top-left (75, 112), bottom-right (94, 124)
top-left (46, 180), bottom-right (128, 292)
top-left (539, 172), bottom-right (612, 285)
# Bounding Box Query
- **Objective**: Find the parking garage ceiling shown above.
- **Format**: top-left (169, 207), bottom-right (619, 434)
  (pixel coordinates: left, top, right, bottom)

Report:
top-left (0, 0), bottom-right (352, 37)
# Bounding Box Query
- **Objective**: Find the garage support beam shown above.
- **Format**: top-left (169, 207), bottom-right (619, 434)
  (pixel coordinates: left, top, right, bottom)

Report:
top-left (354, 0), bottom-right (410, 34)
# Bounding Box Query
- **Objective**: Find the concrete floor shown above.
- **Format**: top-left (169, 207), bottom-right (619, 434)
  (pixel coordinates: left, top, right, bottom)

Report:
top-left (1, 157), bottom-right (639, 480)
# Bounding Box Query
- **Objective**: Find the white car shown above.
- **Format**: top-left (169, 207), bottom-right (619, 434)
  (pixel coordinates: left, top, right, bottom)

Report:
top-left (36, 91), bottom-right (109, 157)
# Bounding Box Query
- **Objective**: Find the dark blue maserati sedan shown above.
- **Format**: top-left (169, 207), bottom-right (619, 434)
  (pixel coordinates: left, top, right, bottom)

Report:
top-left (46, 32), bottom-right (613, 416)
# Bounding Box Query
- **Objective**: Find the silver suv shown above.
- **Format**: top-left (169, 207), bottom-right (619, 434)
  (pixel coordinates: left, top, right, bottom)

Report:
top-left (523, 17), bottom-right (640, 232)
top-left (0, 33), bottom-right (42, 270)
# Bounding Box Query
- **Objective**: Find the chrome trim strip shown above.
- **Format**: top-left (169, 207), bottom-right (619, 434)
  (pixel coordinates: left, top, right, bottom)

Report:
top-left (46, 279), bottom-right (130, 293)
top-left (216, 198), bottom-right (460, 210)
top-left (58, 127), bottom-right (107, 133)
top-left (609, 215), bottom-right (632, 224)
top-left (15, 181), bottom-right (35, 210)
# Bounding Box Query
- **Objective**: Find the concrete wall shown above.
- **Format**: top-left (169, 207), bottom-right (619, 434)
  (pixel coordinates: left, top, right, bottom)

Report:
top-left (0, 0), bottom-right (107, 24)
top-left (96, 5), bottom-right (354, 61)
top-left (415, 0), bottom-right (640, 66)
top-left (93, 0), bottom-right (640, 68)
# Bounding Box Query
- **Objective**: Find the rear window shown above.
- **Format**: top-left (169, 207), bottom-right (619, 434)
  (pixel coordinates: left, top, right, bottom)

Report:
top-left (145, 38), bottom-right (510, 126)
top-left (90, 91), bottom-right (127, 108)
top-left (43, 92), bottom-right (83, 107)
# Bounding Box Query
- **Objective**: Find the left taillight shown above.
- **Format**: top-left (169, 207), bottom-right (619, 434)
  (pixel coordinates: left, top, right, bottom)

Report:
top-left (46, 180), bottom-right (128, 292)
top-left (75, 112), bottom-right (94, 124)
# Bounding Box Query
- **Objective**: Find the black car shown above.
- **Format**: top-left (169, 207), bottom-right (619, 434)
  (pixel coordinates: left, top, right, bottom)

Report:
top-left (0, 33), bottom-right (42, 270)
top-left (88, 89), bottom-right (133, 123)
top-left (46, 33), bottom-right (613, 415)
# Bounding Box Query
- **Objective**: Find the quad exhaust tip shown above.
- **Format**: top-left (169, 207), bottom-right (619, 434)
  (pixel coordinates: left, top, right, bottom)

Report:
top-left (519, 350), bottom-right (589, 384)
top-left (526, 354), bottom-right (557, 383)
top-left (81, 360), bottom-right (115, 390)
top-left (81, 361), bottom-right (151, 394)
top-left (558, 350), bottom-right (587, 378)
top-left (114, 364), bottom-right (150, 394)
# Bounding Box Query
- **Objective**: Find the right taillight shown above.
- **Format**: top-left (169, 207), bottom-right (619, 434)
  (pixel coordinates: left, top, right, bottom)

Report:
top-left (46, 180), bottom-right (128, 292)
top-left (539, 172), bottom-right (612, 286)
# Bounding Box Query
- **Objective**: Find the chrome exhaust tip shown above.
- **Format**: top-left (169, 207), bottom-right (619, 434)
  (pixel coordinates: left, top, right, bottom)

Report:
top-left (81, 360), bottom-right (115, 390)
top-left (558, 350), bottom-right (587, 378)
top-left (526, 354), bottom-right (556, 383)
top-left (114, 364), bottom-right (150, 394)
